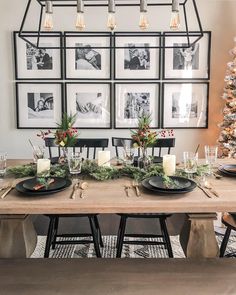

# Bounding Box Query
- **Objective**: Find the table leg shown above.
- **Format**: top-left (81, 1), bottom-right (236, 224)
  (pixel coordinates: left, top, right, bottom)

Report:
top-left (179, 213), bottom-right (219, 258)
top-left (0, 215), bottom-right (37, 258)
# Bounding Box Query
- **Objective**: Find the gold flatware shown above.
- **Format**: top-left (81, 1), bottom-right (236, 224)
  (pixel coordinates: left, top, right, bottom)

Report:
top-left (0, 184), bottom-right (10, 192)
top-left (70, 181), bottom-right (79, 199)
top-left (132, 181), bottom-right (141, 197)
top-left (203, 181), bottom-right (220, 198)
top-left (79, 182), bottom-right (88, 199)
top-left (196, 183), bottom-right (212, 198)
top-left (124, 183), bottom-right (131, 197)
top-left (1, 184), bottom-right (14, 199)
top-left (213, 172), bottom-right (222, 179)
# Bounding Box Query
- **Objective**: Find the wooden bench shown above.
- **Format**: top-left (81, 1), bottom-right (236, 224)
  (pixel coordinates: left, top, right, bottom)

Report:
top-left (0, 258), bottom-right (236, 294)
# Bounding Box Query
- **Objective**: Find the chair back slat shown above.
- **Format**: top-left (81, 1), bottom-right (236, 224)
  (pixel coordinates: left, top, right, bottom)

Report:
top-left (44, 138), bottom-right (109, 160)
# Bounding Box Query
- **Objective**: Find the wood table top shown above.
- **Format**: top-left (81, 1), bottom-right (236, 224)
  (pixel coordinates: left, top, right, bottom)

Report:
top-left (0, 159), bottom-right (236, 214)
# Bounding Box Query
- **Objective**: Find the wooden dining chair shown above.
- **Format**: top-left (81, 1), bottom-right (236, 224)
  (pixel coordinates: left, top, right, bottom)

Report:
top-left (112, 137), bottom-right (175, 258)
top-left (220, 213), bottom-right (236, 257)
top-left (44, 137), bottom-right (109, 258)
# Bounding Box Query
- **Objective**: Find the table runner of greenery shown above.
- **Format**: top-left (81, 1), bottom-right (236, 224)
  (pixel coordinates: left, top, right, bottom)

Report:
top-left (6, 160), bottom-right (209, 182)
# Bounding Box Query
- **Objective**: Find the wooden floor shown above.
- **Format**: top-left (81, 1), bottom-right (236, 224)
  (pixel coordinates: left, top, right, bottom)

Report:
top-left (1, 258), bottom-right (236, 294)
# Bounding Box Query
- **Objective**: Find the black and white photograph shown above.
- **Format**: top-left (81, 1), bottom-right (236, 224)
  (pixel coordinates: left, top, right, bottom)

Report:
top-left (163, 32), bottom-right (211, 79)
top-left (75, 43), bottom-right (101, 70)
top-left (173, 43), bottom-right (199, 70)
top-left (14, 32), bottom-right (62, 79)
top-left (172, 92), bottom-right (198, 119)
top-left (115, 83), bottom-right (160, 129)
top-left (16, 82), bottom-right (63, 129)
top-left (76, 92), bottom-right (102, 119)
top-left (66, 83), bottom-right (111, 129)
top-left (115, 33), bottom-right (160, 79)
top-left (27, 92), bottom-right (54, 119)
top-left (124, 92), bottom-right (150, 119)
top-left (124, 44), bottom-right (150, 70)
top-left (65, 32), bottom-right (111, 80)
top-left (162, 82), bottom-right (209, 129)
top-left (26, 44), bottom-right (53, 70)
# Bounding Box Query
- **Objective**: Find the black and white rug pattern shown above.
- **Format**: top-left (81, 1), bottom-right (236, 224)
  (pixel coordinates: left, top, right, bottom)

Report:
top-left (31, 232), bottom-right (236, 258)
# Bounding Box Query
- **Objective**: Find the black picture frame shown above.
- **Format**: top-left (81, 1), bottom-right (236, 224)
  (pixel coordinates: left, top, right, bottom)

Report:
top-left (114, 82), bottom-right (160, 129)
top-left (64, 32), bottom-right (112, 80)
top-left (14, 31), bottom-right (63, 80)
top-left (16, 82), bottom-right (64, 129)
top-left (161, 82), bottom-right (209, 129)
top-left (163, 31), bottom-right (211, 80)
top-left (114, 32), bottom-right (161, 80)
top-left (65, 82), bottom-right (112, 129)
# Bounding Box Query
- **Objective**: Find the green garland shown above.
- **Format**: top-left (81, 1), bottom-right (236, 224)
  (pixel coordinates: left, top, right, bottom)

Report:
top-left (6, 160), bottom-right (210, 182)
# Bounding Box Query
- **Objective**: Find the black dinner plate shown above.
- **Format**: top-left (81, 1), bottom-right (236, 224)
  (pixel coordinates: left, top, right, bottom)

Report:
top-left (23, 177), bottom-right (67, 192)
top-left (148, 176), bottom-right (192, 191)
top-left (142, 177), bottom-right (196, 195)
top-left (16, 178), bottom-right (72, 196)
top-left (218, 165), bottom-right (236, 177)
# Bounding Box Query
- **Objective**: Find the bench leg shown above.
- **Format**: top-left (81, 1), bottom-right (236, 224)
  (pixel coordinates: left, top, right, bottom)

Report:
top-left (180, 213), bottom-right (219, 258)
top-left (0, 215), bottom-right (37, 258)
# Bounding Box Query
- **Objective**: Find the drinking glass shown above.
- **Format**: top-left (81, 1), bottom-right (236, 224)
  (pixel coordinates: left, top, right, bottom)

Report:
top-left (183, 152), bottom-right (198, 178)
top-left (123, 148), bottom-right (134, 165)
top-left (68, 152), bottom-right (82, 175)
top-left (33, 146), bottom-right (45, 163)
top-left (205, 145), bottom-right (218, 174)
top-left (0, 152), bottom-right (7, 179)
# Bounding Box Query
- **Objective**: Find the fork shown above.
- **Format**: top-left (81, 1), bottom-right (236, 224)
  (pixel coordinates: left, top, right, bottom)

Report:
top-left (124, 183), bottom-right (131, 197)
top-left (1, 183), bottom-right (15, 199)
top-left (132, 180), bottom-right (141, 197)
top-left (203, 181), bottom-right (220, 198)
top-left (70, 181), bottom-right (79, 199)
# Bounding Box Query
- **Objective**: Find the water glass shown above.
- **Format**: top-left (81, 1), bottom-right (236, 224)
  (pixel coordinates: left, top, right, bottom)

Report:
top-left (33, 146), bottom-right (45, 163)
top-left (68, 152), bottom-right (82, 175)
top-left (0, 152), bottom-right (7, 178)
top-left (183, 152), bottom-right (198, 176)
top-left (205, 145), bottom-right (218, 173)
top-left (123, 148), bottom-right (134, 165)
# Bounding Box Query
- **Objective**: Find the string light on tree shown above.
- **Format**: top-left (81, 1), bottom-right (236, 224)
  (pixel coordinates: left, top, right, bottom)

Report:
top-left (218, 37), bottom-right (236, 158)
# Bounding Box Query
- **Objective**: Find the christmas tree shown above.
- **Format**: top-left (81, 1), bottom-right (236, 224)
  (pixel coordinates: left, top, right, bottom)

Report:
top-left (218, 38), bottom-right (236, 158)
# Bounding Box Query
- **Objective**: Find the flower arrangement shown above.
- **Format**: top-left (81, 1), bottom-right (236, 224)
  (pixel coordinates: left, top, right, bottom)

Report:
top-left (130, 114), bottom-right (158, 150)
top-left (37, 113), bottom-right (78, 147)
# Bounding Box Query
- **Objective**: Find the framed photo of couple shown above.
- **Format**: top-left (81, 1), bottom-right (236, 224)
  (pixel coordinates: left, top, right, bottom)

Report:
top-left (65, 82), bottom-right (112, 129)
top-left (163, 32), bottom-right (211, 80)
top-left (162, 82), bottom-right (209, 129)
top-left (64, 32), bottom-right (112, 80)
top-left (114, 82), bottom-right (160, 129)
top-left (114, 32), bottom-right (161, 80)
top-left (16, 82), bottom-right (63, 129)
top-left (14, 32), bottom-right (63, 80)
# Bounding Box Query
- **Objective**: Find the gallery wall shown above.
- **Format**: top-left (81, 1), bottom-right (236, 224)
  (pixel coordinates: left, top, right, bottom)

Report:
top-left (0, 0), bottom-right (235, 160)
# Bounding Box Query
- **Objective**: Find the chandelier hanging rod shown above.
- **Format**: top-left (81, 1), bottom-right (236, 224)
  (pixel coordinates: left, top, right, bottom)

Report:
top-left (36, 0), bottom-right (186, 7)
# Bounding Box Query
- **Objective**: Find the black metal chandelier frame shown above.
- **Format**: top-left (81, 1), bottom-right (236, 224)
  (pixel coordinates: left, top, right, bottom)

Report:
top-left (18, 0), bottom-right (204, 49)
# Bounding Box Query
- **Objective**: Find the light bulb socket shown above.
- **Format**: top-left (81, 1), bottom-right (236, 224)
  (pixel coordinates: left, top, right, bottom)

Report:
top-left (45, 0), bottom-right (53, 14)
top-left (140, 0), bottom-right (148, 13)
top-left (172, 0), bottom-right (179, 12)
top-left (108, 0), bottom-right (116, 13)
top-left (77, 0), bottom-right (84, 13)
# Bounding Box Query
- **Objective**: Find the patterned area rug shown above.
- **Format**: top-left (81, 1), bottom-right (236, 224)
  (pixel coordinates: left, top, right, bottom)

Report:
top-left (31, 233), bottom-right (236, 258)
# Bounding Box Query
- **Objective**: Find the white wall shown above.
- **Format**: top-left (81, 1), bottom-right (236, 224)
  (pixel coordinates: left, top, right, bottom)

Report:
top-left (0, 0), bottom-right (235, 160)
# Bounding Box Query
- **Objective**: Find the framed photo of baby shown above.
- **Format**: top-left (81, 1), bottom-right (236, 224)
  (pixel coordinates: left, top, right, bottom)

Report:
top-left (64, 32), bottom-right (111, 80)
top-left (114, 32), bottom-right (160, 80)
top-left (163, 32), bottom-right (211, 80)
top-left (13, 32), bottom-right (63, 80)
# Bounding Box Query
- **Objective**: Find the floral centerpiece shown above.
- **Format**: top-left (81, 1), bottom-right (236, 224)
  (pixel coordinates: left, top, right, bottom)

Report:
top-left (130, 114), bottom-right (158, 168)
top-left (37, 113), bottom-right (78, 160)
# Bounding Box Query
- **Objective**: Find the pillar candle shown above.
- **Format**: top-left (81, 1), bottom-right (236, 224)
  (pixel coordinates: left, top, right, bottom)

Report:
top-left (37, 159), bottom-right (50, 175)
top-left (98, 151), bottom-right (111, 167)
top-left (163, 155), bottom-right (176, 176)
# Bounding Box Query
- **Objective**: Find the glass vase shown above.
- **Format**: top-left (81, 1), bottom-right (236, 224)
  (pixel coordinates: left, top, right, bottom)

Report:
top-left (138, 148), bottom-right (150, 170)
top-left (59, 147), bottom-right (68, 164)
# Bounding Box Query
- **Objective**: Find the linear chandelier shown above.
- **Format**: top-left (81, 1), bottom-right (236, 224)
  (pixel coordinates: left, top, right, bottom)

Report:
top-left (18, 0), bottom-right (204, 49)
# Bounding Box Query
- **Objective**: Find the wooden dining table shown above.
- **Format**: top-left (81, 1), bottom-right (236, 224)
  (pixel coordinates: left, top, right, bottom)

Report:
top-left (0, 159), bottom-right (236, 258)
